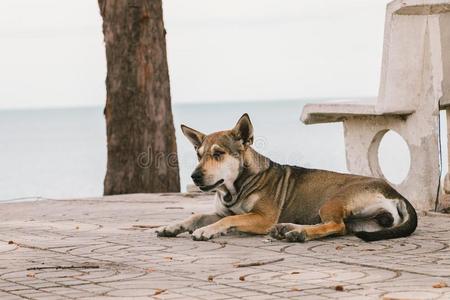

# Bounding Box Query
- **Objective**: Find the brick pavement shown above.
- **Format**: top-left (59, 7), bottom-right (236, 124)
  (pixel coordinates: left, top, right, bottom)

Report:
top-left (0, 193), bottom-right (450, 299)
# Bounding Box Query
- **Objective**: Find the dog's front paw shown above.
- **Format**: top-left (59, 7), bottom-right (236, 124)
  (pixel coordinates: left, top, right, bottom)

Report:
top-left (192, 226), bottom-right (221, 241)
top-left (285, 230), bottom-right (307, 243)
top-left (269, 223), bottom-right (298, 240)
top-left (156, 223), bottom-right (184, 237)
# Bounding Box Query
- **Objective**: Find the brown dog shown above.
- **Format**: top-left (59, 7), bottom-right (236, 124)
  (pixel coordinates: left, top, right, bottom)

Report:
top-left (157, 114), bottom-right (417, 242)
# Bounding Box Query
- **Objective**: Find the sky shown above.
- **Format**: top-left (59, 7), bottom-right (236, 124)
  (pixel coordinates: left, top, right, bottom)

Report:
top-left (0, 0), bottom-right (390, 110)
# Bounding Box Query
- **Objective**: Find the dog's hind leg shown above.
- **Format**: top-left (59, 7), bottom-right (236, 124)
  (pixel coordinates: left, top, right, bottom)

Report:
top-left (284, 221), bottom-right (346, 242)
top-left (279, 198), bottom-right (347, 243)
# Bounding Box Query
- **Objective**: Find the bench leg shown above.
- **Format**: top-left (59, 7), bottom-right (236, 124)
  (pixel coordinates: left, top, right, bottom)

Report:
top-left (343, 115), bottom-right (440, 211)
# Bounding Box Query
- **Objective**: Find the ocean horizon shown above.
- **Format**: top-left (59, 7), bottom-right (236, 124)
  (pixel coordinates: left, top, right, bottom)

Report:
top-left (0, 99), bottom-right (446, 202)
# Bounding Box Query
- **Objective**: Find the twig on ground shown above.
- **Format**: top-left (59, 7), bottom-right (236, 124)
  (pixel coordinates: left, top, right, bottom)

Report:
top-left (433, 281), bottom-right (448, 288)
top-left (234, 258), bottom-right (284, 268)
top-left (27, 265), bottom-right (99, 271)
top-left (132, 225), bottom-right (161, 229)
top-left (153, 288), bottom-right (167, 295)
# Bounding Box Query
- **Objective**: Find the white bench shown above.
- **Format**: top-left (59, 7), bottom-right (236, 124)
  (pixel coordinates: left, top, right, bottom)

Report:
top-left (301, 0), bottom-right (450, 211)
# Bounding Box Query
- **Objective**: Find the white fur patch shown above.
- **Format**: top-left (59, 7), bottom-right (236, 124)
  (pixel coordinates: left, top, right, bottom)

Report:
top-left (347, 193), bottom-right (402, 233)
top-left (358, 194), bottom-right (401, 226)
top-left (215, 155), bottom-right (240, 194)
top-left (347, 194), bottom-right (404, 232)
top-left (347, 220), bottom-right (383, 233)
top-left (198, 146), bottom-right (205, 156)
top-left (215, 193), bottom-right (233, 217)
top-left (229, 194), bottom-right (259, 215)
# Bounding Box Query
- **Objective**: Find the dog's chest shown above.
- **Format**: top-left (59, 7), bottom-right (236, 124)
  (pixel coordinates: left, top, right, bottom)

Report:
top-left (216, 193), bottom-right (260, 215)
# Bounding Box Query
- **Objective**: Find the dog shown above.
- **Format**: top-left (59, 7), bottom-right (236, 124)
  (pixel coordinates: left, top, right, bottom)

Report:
top-left (156, 114), bottom-right (417, 242)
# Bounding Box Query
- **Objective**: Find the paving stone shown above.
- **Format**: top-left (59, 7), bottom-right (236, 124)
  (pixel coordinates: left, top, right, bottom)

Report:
top-left (0, 194), bottom-right (449, 299)
top-left (241, 295), bottom-right (282, 300)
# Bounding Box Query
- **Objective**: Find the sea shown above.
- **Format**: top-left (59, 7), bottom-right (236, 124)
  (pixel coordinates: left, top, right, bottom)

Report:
top-left (0, 100), bottom-right (447, 202)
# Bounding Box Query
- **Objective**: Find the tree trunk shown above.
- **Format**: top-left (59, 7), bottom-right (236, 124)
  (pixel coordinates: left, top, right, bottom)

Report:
top-left (98, 0), bottom-right (180, 195)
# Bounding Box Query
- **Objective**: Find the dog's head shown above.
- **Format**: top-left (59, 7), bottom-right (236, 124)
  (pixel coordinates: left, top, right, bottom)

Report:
top-left (181, 113), bottom-right (254, 192)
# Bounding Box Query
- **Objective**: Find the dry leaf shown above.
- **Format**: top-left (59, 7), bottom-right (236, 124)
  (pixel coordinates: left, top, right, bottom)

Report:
top-left (290, 287), bottom-right (301, 291)
top-left (145, 268), bottom-right (155, 273)
top-left (234, 258), bottom-right (284, 268)
top-left (8, 241), bottom-right (14, 245)
top-left (335, 245), bottom-right (344, 250)
top-left (239, 275), bottom-right (245, 281)
top-left (335, 285), bottom-right (344, 291)
top-left (164, 256), bottom-right (173, 261)
top-left (207, 275), bottom-right (214, 282)
top-left (26, 273), bottom-right (35, 278)
top-left (433, 281), bottom-right (448, 288)
top-left (291, 271), bottom-right (300, 274)
top-left (153, 288), bottom-right (166, 295)
top-left (132, 225), bottom-right (161, 229)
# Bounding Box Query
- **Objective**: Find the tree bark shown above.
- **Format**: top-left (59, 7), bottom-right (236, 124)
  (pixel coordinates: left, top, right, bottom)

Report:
top-left (98, 0), bottom-right (180, 194)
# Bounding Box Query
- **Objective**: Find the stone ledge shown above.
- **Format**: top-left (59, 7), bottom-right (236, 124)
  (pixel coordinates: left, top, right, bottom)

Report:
top-left (300, 99), bottom-right (415, 125)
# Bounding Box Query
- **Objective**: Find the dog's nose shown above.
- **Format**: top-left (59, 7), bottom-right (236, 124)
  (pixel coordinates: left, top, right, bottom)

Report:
top-left (191, 169), bottom-right (203, 184)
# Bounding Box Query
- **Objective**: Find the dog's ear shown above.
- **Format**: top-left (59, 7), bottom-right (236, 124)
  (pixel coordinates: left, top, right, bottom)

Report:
top-left (181, 124), bottom-right (205, 148)
top-left (232, 113), bottom-right (253, 147)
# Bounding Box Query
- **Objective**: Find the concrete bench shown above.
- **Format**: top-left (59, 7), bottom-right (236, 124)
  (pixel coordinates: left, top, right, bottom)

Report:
top-left (300, 0), bottom-right (450, 211)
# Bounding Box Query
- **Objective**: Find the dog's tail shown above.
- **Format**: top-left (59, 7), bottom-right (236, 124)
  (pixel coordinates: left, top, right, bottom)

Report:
top-left (354, 197), bottom-right (417, 242)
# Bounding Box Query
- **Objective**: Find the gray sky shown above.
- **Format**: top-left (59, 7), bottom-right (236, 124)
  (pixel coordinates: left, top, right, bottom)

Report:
top-left (0, 0), bottom-right (389, 110)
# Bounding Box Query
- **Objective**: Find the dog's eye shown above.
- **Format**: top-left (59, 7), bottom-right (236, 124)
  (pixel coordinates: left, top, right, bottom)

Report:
top-left (196, 153), bottom-right (201, 160)
top-left (212, 151), bottom-right (224, 159)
